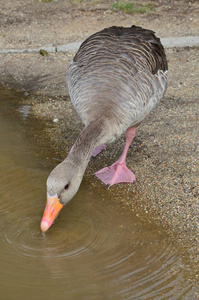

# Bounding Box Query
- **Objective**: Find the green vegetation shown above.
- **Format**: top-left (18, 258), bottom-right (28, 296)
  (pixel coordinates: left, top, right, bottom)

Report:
top-left (41, 0), bottom-right (53, 3)
top-left (112, 1), bottom-right (155, 14)
top-left (69, 0), bottom-right (82, 4)
top-left (39, 49), bottom-right (48, 56)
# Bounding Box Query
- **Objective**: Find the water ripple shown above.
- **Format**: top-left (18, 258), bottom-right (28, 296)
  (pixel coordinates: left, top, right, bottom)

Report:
top-left (0, 185), bottom-right (196, 300)
top-left (0, 195), bottom-right (195, 299)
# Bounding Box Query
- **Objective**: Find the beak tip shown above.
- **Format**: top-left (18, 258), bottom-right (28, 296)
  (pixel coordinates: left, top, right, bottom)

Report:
top-left (40, 195), bottom-right (64, 232)
top-left (41, 220), bottom-right (50, 232)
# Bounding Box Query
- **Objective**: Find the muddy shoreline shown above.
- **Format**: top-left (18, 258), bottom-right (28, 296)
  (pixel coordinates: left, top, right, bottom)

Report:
top-left (0, 0), bottom-right (198, 270)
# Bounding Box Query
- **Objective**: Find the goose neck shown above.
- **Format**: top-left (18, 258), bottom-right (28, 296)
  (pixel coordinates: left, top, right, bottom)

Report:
top-left (69, 119), bottom-right (105, 165)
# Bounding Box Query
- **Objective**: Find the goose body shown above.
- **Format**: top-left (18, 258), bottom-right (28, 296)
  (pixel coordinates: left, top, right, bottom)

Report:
top-left (41, 25), bottom-right (168, 232)
top-left (67, 26), bottom-right (168, 138)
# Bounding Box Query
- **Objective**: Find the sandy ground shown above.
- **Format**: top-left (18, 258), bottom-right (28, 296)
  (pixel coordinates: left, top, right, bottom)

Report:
top-left (0, 0), bottom-right (198, 267)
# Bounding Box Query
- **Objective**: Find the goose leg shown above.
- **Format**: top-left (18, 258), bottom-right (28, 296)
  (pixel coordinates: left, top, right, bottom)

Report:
top-left (91, 144), bottom-right (106, 157)
top-left (69, 144), bottom-right (106, 157)
top-left (95, 127), bottom-right (136, 186)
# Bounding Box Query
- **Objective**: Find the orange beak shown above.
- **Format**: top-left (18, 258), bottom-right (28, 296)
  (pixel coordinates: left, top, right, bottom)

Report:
top-left (40, 195), bottom-right (63, 232)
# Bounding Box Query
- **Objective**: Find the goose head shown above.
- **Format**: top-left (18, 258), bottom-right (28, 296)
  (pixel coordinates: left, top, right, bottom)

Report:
top-left (40, 157), bottom-right (85, 232)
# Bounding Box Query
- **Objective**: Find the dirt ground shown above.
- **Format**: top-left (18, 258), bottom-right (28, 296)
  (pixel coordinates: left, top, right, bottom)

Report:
top-left (0, 0), bottom-right (199, 268)
top-left (1, 0), bottom-right (199, 49)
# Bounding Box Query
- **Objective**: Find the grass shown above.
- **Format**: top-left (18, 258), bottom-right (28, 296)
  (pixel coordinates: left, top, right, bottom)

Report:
top-left (69, 0), bottom-right (83, 4)
top-left (112, 1), bottom-right (155, 14)
top-left (41, 0), bottom-right (53, 3)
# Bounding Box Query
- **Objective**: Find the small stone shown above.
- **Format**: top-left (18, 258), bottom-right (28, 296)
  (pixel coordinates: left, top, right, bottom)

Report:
top-left (53, 118), bottom-right (59, 123)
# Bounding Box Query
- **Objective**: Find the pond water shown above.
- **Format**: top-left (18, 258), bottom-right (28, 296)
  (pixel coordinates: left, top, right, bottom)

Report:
top-left (0, 86), bottom-right (197, 299)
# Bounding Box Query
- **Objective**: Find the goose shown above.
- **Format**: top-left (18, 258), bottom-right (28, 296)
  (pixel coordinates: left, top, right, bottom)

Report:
top-left (40, 25), bottom-right (168, 232)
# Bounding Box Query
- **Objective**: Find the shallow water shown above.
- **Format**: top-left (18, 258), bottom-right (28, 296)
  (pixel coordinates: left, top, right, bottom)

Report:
top-left (0, 86), bottom-right (197, 299)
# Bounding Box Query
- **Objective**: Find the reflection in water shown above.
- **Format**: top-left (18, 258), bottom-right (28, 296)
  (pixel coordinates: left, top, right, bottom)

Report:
top-left (0, 86), bottom-right (197, 299)
top-left (18, 105), bottom-right (31, 121)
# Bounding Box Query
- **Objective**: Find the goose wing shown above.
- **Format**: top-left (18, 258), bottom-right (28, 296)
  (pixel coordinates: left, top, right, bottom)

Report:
top-left (67, 26), bottom-right (168, 134)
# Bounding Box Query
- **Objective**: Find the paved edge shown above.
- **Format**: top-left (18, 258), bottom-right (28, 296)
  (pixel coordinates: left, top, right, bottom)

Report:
top-left (0, 36), bottom-right (199, 54)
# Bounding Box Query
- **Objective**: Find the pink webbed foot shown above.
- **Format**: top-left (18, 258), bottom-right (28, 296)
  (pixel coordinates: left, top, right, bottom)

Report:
top-left (95, 127), bottom-right (137, 186)
top-left (95, 162), bottom-right (136, 186)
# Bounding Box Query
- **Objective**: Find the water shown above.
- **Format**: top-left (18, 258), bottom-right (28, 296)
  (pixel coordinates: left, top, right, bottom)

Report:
top-left (0, 86), bottom-right (197, 299)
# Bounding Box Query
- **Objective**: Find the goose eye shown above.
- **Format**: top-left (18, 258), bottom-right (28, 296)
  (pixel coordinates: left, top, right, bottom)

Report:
top-left (64, 183), bottom-right (69, 190)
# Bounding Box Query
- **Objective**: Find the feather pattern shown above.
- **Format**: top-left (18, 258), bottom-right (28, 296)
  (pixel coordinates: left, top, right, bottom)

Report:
top-left (67, 26), bottom-right (168, 142)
